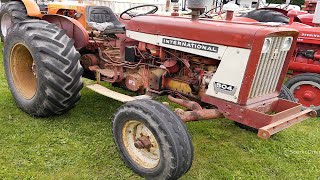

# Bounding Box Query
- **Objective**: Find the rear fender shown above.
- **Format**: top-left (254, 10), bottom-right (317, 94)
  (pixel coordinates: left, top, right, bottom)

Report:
top-left (16, 0), bottom-right (42, 17)
top-left (42, 14), bottom-right (89, 50)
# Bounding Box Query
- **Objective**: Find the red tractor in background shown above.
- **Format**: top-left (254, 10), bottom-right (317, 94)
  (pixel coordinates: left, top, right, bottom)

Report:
top-left (303, 0), bottom-right (318, 13)
top-left (241, 4), bottom-right (320, 115)
top-left (0, 0), bottom-right (317, 179)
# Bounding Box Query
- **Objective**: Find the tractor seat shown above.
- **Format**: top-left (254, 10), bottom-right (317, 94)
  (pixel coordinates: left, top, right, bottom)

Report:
top-left (86, 6), bottom-right (125, 34)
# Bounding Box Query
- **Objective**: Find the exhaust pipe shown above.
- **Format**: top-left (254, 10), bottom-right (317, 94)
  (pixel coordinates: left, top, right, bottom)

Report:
top-left (187, 0), bottom-right (205, 21)
top-left (168, 95), bottom-right (224, 122)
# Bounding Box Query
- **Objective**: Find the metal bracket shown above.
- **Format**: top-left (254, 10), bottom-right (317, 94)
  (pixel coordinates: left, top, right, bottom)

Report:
top-left (258, 109), bottom-right (317, 139)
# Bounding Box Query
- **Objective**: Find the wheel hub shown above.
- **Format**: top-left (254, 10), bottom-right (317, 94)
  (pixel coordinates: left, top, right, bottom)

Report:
top-left (290, 81), bottom-right (320, 110)
top-left (10, 43), bottom-right (37, 99)
top-left (122, 120), bottom-right (160, 169)
top-left (134, 135), bottom-right (152, 150)
top-left (302, 91), bottom-right (316, 101)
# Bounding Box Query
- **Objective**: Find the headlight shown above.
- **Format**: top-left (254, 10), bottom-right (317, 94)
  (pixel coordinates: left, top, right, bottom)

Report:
top-left (281, 37), bottom-right (293, 51)
top-left (262, 38), bottom-right (272, 53)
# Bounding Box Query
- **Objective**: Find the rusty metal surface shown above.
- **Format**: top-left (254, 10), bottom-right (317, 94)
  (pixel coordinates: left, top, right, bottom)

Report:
top-left (175, 108), bottom-right (224, 122)
top-left (168, 95), bottom-right (202, 111)
top-left (81, 54), bottom-right (98, 70)
top-left (202, 94), bottom-right (315, 138)
top-left (164, 60), bottom-right (179, 73)
top-left (258, 109), bottom-right (317, 139)
top-left (134, 135), bottom-right (152, 151)
top-left (149, 69), bottom-right (164, 91)
top-left (43, 14), bottom-right (89, 50)
top-left (168, 95), bottom-right (224, 122)
top-left (125, 73), bottom-right (144, 92)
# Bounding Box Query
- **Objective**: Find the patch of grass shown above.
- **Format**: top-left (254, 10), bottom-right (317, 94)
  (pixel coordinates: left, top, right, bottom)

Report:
top-left (0, 45), bottom-right (320, 179)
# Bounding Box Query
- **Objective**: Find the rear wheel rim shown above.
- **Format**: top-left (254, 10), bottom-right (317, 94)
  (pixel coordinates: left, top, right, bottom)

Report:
top-left (10, 43), bottom-right (37, 100)
top-left (122, 120), bottom-right (160, 169)
top-left (290, 80), bottom-right (320, 110)
top-left (1, 13), bottom-right (12, 38)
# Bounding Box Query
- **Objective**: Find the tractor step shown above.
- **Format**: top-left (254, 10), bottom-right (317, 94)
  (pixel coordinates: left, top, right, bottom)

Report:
top-left (87, 84), bottom-right (151, 102)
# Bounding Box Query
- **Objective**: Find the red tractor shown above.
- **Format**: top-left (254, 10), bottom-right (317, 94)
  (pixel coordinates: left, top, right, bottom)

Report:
top-left (241, 6), bottom-right (320, 115)
top-left (0, 0), bottom-right (316, 179)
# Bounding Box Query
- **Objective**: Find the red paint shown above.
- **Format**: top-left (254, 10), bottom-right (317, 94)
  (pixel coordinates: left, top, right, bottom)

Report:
top-left (43, 14), bottom-right (89, 50)
top-left (126, 15), bottom-right (294, 49)
top-left (293, 84), bottom-right (320, 107)
top-left (297, 14), bottom-right (315, 26)
top-left (288, 10), bottom-right (297, 25)
top-left (289, 62), bottom-right (320, 74)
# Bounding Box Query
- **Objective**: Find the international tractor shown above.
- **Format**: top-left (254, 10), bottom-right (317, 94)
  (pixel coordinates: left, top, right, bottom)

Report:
top-left (0, 0), bottom-right (317, 179)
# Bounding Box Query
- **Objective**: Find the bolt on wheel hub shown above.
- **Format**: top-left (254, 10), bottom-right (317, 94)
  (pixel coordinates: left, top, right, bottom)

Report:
top-left (122, 120), bottom-right (160, 169)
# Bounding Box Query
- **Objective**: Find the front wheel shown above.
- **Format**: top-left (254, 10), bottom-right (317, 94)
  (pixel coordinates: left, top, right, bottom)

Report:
top-left (113, 99), bottom-right (194, 179)
top-left (4, 20), bottom-right (83, 117)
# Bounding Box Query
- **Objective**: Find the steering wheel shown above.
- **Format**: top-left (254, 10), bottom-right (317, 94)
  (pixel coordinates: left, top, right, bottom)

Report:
top-left (200, 5), bottom-right (223, 18)
top-left (120, 5), bottom-right (158, 20)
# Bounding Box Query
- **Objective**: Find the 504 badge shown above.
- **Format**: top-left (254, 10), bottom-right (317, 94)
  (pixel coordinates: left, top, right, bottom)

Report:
top-left (214, 82), bottom-right (237, 95)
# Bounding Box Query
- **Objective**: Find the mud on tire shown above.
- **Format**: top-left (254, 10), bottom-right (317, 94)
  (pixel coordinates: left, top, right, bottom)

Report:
top-left (113, 99), bottom-right (194, 180)
top-left (3, 20), bottom-right (83, 117)
top-left (0, 1), bottom-right (30, 41)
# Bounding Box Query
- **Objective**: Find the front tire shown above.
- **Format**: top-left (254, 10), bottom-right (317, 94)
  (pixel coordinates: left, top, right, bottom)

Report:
top-left (0, 1), bottom-right (30, 41)
top-left (113, 99), bottom-right (194, 180)
top-left (4, 20), bottom-right (83, 117)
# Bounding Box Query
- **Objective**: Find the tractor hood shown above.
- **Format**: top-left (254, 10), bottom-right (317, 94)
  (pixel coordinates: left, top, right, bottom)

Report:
top-left (297, 14), bottom-right (315, 26)
top-left (126, 15), bottom-right (297, 49)
top-left (290, 22), bottom-right (320, 44)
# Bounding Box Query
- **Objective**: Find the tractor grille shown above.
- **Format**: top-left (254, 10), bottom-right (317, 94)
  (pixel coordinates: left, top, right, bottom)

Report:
top-left (249, 37), bottom-right (290, 99)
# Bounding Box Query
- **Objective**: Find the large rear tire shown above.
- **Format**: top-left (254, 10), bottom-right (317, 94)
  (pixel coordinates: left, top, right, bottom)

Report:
top-left (241, 9), bottom-right (289, 24)
top-left (113, 99), bottom-right (194, 180)
top-left (0, 1), bottom-right (30, 41)
top-left (3, 20), bottom-right (83, 117)
top-left (285, 73), bottom-right (320, 116)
